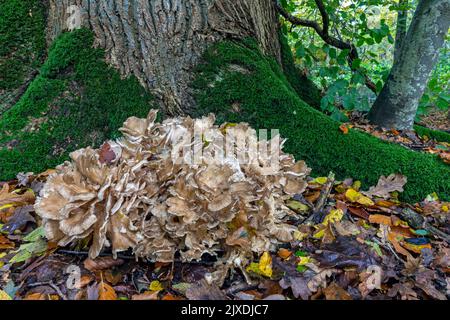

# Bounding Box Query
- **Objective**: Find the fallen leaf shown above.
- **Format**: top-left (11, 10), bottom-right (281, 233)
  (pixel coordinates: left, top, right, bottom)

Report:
top-left (84, 256), bottom-right (124, 272)
top-left (277, 248), bottom-right (292, 260)
top-left (162, 293), bottom-right (183, 300)
top-left (310, 177), bottom-right (329, 184)
top-left (345, 189), bottom-right (374, 206)
top-left (365, 174), bottom-right (407, 199)
top-left (2, 205), bottom-right (35, 234)
top-left (368, 214), bottom-right (392, 226)
top-left (99, 142), bottom-right (117, 164)
top-left (339, 124), bottom-right (349, 135)
top-left (149, 280), bottom-right (164, 292)
top-left (279, 276), bottom-right (311, 300)
top-left (247, 252), bottom-right (273, 278)
top-left (132, 291), bottom-right (159, 300)
top-left (24, 293), bottom-right (47, 300)
top-left (0, 235), bottom-right (15, 250)
top-left (348, 207), bottom-right (369, 220)
top-left (323, 209), bottom-right (344, 226)
top-left (98, 282), bottom-right (117, 300)
top-left (323, 282), bottom-right (352, 300)
top-left (185, 279), bottom-right (228, 300)
top-left (0, 290), bottom-right (12, 300)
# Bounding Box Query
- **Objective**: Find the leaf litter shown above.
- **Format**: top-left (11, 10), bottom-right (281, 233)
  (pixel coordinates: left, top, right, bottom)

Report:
top-left (0, 111), bottom-right (448, 300)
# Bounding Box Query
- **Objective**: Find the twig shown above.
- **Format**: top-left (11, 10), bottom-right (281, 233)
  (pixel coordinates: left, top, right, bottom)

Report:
top-left (56, 249), bottom-right (135, 260)
top-left (304, 172), bottom-right (335, 224)
top-left (275, 0), bottom-right (377, 93)
top-left (372, 238), bottom-right (405, 263)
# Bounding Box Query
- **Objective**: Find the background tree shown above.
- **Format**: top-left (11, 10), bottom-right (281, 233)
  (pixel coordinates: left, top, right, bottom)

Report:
top-left (393, 0), bottom-right (409, 65)
top-left (368, 0), bottom-right (450, 130)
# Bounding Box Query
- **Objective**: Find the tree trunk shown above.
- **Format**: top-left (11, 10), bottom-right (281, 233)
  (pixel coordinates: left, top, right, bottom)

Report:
top-left (45, 0), bottom-right (281, 115)
top-left (393, 0), bottom-right (408, 65)
top-left (368, 0), bottom-right (450, 130)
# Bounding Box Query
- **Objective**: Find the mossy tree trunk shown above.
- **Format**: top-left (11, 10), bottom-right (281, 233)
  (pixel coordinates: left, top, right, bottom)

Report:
top-left (369, 0), bottom-right (450, 130)
top-left (46, 0), bottom-right (282, 115)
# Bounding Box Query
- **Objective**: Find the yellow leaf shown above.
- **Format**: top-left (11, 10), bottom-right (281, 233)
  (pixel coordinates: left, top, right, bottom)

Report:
top-left (323, 209), bottom-right (344, 226)
top-left (442, 205), bottom-right (449, 212)
top-left (352, 181), bottom-right (362, 191)
top-left (0, 204), bottom-right (13, 211)
top-left (311, 177), bottom-right (328, 185)
top-left (313, 225), bottom-right (326, 239)
top-left (246, 252), bottom-right (273, 278)
top-left (402, 242), bottom-right (432, 254)
top-left (149, 280), bottom-right (164, 292)
top-left (258, 252), bottom-right (273, 278)
top-left (0, 290), bottom-right (12, 300)
top-left (298, 256), bottom-right (311, 266)
top-left (293, 230), bottom-right (308, 241)
top-left (345, 189), bottom-right (374, 206)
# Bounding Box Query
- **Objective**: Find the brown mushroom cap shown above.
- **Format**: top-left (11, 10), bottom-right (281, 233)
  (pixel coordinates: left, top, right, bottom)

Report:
top-left (35, 110), bottom-right (311, 280)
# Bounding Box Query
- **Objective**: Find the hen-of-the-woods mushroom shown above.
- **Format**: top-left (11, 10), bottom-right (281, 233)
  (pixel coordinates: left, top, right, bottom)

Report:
top-left (35, 110), bottom-right (311, 283)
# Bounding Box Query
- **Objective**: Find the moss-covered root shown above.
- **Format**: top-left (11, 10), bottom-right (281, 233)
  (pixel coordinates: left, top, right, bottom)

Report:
top-left (0, 29), bottom-right (154, 180)
top-left (414, 125), bottom-right (450, 144)
top-left (279, 34), bottom-right (322, 109)
top-left (0, 0), bottom-right (46, 111)
top-left (192, 39), bottom-right (450, 202)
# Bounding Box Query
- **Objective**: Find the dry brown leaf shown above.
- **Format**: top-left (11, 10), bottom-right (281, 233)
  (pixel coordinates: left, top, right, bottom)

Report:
top-left (98, 282), bottom-right (117, 300)
top-left (0, 235), bottom-right (15, 250)
top-left (277, 248), bottom-right (292, 259)
top-left (24, 293), bottom-right (59, 300)
top-left (83, 257), bottom-right (124, 272)
top-left (132, 291), bottom-right (159, 300)
top-left (365, 174), bottom-right (407, 199)
top-left (348, 207), bottom-right (369, 220)
top-left (368, 214), bottom-right (392, 226)
top-left (323, 282), bottom-right (352, 300)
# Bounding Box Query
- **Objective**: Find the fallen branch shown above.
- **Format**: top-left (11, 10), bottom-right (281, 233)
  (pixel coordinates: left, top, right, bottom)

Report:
top-left (305, 171), bottom-right (335, 224)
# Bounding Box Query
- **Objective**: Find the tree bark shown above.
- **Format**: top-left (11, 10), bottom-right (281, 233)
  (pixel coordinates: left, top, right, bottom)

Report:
top-left (368, 0), bottom-right (450, 130)
top-left (393, 0), bottom-right (408, 65)
top-left (45, 0), bottom-right (281, 115)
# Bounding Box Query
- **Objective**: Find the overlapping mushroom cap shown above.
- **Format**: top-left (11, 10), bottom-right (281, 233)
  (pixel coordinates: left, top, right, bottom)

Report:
top-left (35, 110), bottom-right (311, 269)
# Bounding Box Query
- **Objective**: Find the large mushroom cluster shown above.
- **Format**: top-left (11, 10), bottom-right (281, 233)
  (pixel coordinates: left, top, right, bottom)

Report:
top-left (35, 110), bottom-right (310, 278)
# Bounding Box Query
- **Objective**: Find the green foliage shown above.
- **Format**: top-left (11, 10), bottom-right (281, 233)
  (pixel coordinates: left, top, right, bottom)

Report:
top-left (0, 29), bottom-right (154, 180)
top-left (0, 0), bottom-right (46, 90)
top-left (279, 33), bottom-right (322, 108)
top-left (281, 0), bottom-right (448, 118)
top-left (191, 39), bottom-right (450, 202)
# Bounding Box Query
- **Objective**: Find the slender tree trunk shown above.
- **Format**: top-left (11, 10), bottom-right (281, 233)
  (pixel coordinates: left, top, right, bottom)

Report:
top-left (393, 0), bottom-right (408, 65)
top-left (45, 0), bottom-right (281, 115)
top-left (368, 0), bottom-right (450, 130)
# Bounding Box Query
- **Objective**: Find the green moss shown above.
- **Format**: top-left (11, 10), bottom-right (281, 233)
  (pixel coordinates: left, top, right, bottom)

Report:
top-left (414, 125), bottom-right (450, 143)
top-left (191, 40), bottom-right (450, 202)
top-left (0, 29), bottom-right (154, 179)
top-left (0, 0), bottom-right (46, 92)
top-left (279, 34), bottom-right (322, 109)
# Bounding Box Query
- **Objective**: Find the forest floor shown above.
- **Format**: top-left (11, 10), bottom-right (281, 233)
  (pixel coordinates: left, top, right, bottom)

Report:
top-left (419, 109), bottom-right (450, 133)
top-left (0, 162), bottom-right (448, 300)
top-left (342, 110), bottom-right (450, 165)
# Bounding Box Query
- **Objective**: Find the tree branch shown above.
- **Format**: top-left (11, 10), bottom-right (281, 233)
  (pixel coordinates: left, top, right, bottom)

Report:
top-left (275, 0), bottom-right (377, 94)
